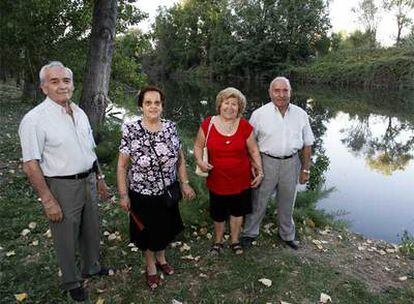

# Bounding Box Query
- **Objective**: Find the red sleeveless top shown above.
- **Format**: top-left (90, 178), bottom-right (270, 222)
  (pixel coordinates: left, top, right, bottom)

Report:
top-left (201, 116), bottom-right (253, 195)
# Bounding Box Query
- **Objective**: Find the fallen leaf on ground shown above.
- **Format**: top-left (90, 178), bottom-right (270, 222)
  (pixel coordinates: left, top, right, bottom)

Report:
top-left (398, 276), bottom-right (408, 281)
top-left (172, 299), bottom-right (183, 304)
top-left (181, 255), bottom-right (195, 260)
top-left (280, 301), bottom-right (292, 304)
top-left (171, 241), bottom-right (182, 248)
top-left (258, 278), bottom-right (272, 287)
top-left (6, 250), bottom-right (15, 257)
top-left (107, 233), bottom-right (117, 241)
top-left (28, 222), bottom-right (37, 229)
top-left (14, 293), bottom-right (28, 302)
top-left (21, 229), bottom-right (31, 237)
top-left (96, 288), bottom-right (107, 293)
top-left (31, 240), bottom-right (39, 246)
top-left (95, 298), bottom-right (105, 304)
top-left (180, 243), bottom-right (191, 252)
top-left (319, 292), bottom-right (332, 303)
top-left (43, 229), bottom-right (52, 238)
top-left (199, 227), bottom-right (208, 235)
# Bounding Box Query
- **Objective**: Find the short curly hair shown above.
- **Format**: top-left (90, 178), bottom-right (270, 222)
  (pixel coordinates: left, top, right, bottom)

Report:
top-left (215, 87), bottom-right (247, 117)
top-left (137, 85), bottom-right (165, 107)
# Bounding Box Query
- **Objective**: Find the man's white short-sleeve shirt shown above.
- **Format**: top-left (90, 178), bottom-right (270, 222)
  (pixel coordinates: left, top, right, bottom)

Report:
top-left (250, 102), bottom-right (315, 157)
top-left (19, 97), bottom-right (97, 176)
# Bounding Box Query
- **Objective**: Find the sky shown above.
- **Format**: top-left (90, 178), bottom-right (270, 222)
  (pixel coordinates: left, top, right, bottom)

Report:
top-left (136, 0), bottom-right (414, 46)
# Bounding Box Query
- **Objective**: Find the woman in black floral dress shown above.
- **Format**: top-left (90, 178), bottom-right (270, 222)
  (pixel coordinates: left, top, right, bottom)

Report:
top-left (117, 86), bottom-right (195, 290)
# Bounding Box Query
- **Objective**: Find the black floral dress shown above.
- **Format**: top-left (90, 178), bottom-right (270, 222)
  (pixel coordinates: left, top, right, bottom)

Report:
top-left (119, 119), bottom-right (184, 251)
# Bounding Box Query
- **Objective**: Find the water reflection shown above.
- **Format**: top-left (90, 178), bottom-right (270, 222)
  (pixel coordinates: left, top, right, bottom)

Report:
top-left (306, 86), bottom-right (414, 243)
top-left (111, 80), bottom-right (414, 243)
top-left (341, 114), bottom-right (414, 175)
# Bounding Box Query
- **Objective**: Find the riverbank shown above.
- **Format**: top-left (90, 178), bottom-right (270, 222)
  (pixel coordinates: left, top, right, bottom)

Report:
top-left (290, 47), bottom-right (414, 89)
top-left (1, 86), bottom-right (414, 303)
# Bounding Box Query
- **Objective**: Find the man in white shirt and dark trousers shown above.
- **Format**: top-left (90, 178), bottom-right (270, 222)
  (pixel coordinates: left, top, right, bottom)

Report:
top-left (241, 76), bottom-right (314, 250)
top-left (19, 61), bottom-right (112, 301)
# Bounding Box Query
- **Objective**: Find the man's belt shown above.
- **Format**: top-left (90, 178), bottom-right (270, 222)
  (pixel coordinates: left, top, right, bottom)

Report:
top-left (48, 168), bottom-right (94, 180)
top-left (262, 152), bottom-right (297, 160)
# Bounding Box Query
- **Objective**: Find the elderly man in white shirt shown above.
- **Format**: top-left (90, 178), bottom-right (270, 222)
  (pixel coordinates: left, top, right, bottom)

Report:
top-left (18, 61), bottom-right (111, 302)
top-left (242, 76), bottom-right (314, 250)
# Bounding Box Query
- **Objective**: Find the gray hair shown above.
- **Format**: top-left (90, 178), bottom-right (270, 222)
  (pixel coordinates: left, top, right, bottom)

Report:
top-left (39, 61), bottom-right (73, 84)
top-left (215, 87), bottom-right (247, 117)
top-left (269, 76), bottom-right (291, 90)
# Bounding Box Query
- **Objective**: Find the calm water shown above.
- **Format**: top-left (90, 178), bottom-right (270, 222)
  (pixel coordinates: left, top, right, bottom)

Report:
top-left (114, 79), bottom-right (414, 243)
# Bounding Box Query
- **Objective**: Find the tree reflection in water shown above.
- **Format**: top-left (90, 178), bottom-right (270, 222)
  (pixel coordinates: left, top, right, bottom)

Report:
top-left (298, 86), bottom-right (414, 177)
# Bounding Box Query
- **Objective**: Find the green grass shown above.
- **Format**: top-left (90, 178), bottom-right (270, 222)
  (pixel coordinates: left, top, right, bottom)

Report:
top-left (1, 100), bottom-right (414, 303)
top-left (290, 47), bottom-right (414, 89)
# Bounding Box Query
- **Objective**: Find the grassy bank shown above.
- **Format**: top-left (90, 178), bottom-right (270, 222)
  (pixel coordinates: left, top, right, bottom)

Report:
top-left (1, 85), bottom-right (414, 303)
top-left (290, 47), bottom-right (414, 89)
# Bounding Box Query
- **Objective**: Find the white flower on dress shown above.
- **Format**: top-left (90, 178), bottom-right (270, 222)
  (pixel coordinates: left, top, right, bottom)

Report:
top-left (154, 143), bottom-right (169, 155)
top-left (141, 189), bottom-right (152, 195)
top-left (137, 155), bottom-right (151, 167)
top-left (132, 172), bottom-right (141, 181)
top-left (147, 174), bottom-right (156, 182)
top-left (164, 157), bottom-right (177, 168)
top-left (131, 139), bottom-right (140, 149)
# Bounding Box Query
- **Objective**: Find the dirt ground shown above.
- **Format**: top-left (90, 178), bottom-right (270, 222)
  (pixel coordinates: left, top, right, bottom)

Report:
top-left (293, 227), bottom-right (414, 293)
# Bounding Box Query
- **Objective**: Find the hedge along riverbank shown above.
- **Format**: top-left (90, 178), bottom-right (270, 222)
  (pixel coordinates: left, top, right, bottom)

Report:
top-left (289, 47), bottom-right (414, 89)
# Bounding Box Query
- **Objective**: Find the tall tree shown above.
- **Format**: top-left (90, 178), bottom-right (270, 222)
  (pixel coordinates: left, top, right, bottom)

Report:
top-left (383, 0), bottom-right (414, 45)
top-left (79, 0), bottom-right (118, 130)
top-left (0, 0), bottom-right (93, 102)
top-left (151, 0), bottom-right (331, 77)
top-left (352, 0), bottom-right (380, 48)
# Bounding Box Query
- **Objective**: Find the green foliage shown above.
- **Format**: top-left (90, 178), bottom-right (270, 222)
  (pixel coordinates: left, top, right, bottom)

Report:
top-left (294, 188), bottom-right (336, 230)
top-left (290, 47), bottom-right (414, 88)
top-left (0, 0), bottom-right (147, 102)
top-left (351, 0), bottom-right (380, 48)
top-left (110, 29), bottom-right (149, 105)
top-left (400, 230), bottom-right (414, 258)
top-left (149, 0), bottom-right (331, 78)
top-left (346, 30), bottom-right (378, 49)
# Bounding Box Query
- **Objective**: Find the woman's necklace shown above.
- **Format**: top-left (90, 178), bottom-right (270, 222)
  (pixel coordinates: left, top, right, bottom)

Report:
top-left (219, 116), bottom-right (237, 144)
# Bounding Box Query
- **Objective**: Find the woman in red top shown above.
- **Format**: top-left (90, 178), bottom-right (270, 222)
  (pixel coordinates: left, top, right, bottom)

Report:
top-left (194, 87), bottom-right (263, 254)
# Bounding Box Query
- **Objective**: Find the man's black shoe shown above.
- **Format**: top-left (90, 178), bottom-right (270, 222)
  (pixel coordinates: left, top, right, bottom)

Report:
top-left (284, 240), bottom-right (299, 250)
top-left (240, 236), bottom-right (255, 249)
top-left (82, 267), bottom-right (115, 279)
top-left (69, 286), bottom-right (86, 302)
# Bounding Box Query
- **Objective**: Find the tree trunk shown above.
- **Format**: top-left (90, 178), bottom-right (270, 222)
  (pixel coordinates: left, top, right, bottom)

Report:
top-left (79, 0), bottom-right (118, 131)
top-left (21, 72), bottom-right (38, 104)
